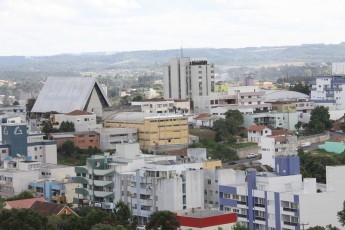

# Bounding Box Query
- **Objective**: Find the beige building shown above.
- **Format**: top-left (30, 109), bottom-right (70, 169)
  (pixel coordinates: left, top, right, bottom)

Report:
top-left (104, 112), bottom-right (189, 152)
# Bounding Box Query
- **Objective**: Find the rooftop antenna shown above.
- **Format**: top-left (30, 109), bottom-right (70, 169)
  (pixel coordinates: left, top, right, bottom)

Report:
top-left (180, 41), bottom-right (183, 58)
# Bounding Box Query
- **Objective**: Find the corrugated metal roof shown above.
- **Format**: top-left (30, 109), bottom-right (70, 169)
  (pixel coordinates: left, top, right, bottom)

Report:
top-left (31, 77), bottom-right (111, 114)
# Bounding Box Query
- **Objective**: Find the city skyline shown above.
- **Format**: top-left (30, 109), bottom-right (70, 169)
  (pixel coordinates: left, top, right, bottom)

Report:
top-left (1, 0), bottom-right (345, 56)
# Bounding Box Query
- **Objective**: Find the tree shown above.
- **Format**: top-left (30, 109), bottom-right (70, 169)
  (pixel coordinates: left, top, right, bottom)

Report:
top-left (232, 223), bottom-right (249, 230)
top-left (60, 140), bottom-right (76, 155)
top-left (6, 190), bottom-right (34, 201)
top-left (13, 100), bottom-right (19, 106)
top-left (295, 121), bottom-right (303, 131)
top-left (308, 106), bottom-right (332, 132)
top-left (91, 223), bottom-right (118, 230)
top-left (225, 109), bottom-right (244, 134)
top-left (307, 225), bottom-right (340, 230)
top-left (113, 201), bottom-right (137, 229)
top-left (0, 208), bottom-right (49, 230)
top-left (26, 98), bottom-right (36, 112)
top-left (42, 121), bottom-right (53, 136)
top-left (132, 95), bottom-right (143, 102)
top-left (59, 121), bottom-right (75, 132)
top-left (337, 201), bottom-right (345, 226)
top-left (47, 214), bottom-right (83, 230)
top-left (146, 210), bottom-right (180, 230)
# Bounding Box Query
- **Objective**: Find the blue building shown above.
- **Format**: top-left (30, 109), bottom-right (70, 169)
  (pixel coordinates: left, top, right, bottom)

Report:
top-left (0, 123), bottom-right (57, 164)
top-left (219, 156), bottom-right (302, 229)
top-left (29, 180), bottom-right (66, 204)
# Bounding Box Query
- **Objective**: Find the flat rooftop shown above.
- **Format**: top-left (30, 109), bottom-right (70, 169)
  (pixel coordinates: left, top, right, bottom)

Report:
top-left (176, 209), bottom-right (229, 218)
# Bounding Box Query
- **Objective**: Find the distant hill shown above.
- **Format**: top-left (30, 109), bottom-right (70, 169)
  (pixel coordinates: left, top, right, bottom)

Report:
top-left (1, 43), bottom-right (345, 73)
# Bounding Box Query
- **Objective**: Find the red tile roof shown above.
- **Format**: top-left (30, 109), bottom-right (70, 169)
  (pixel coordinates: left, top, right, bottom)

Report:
top-left (196, 113), bottom-right (211, 119)
top-left (271, 129), bottom-right (288, 136)
top-left (66, 110), bottom-right (92, 116)
top-left (5, 197), bottom-right (47, 209)
top-left (247, 125), bottom-right (268, 132)
top-left (274, 136), bottom-right (287, 142)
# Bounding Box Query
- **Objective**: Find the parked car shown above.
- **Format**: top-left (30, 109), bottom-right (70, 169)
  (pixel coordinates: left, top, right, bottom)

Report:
top-left (301, 142), bottom-right (311, 147)
top-left (247, 153), bottom-right (258, 159)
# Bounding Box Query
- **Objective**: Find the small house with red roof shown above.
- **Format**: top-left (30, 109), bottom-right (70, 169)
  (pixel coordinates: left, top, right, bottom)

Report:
top-left (247, 125), bottom-right (272, 145)
top-left (4, 197), bottom-right (47, 210)
top-left (195, 113), bottom-right (218, 128)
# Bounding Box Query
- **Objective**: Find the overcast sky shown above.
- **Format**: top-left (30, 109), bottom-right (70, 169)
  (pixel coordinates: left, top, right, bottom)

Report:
top-left (1, 0), bottom-right (345, 56)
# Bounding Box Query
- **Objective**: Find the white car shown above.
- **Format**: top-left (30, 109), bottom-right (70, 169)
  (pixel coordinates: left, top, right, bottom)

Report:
top-left (247, 153), bottom-right (258, 159)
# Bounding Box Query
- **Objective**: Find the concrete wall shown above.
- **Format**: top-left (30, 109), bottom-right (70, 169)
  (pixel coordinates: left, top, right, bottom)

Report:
top-left (297, 133), bottom-right (330, 146)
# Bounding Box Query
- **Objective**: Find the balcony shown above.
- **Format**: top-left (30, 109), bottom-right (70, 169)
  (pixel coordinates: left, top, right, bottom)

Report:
top-left (74, 176), bottom-right (89, 184)
top-left (237, 214), bottom-right (247, 218)
top-left (255, 216), bottom-right (266, 221)
top-left (283, 221), bottom-right (299, 226)
top-left (282, 207), bottom-right (298, 212)
top-left (52, 195), bottom-right (66, 204)
top-left (254, 203), bottom-right (265, 208)
top-left (75, 166), bottom-right (88, 174)
top-left (237, 201), bottom-right (247, 205)
top-left (140, 199), bottom-right (153, 206)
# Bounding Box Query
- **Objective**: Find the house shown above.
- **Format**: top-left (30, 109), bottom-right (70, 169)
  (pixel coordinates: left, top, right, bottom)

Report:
top-left (176, 209), bottom-right (237, 230)
top-left (195, 113), bottom-right (218, 128)
top-left (4, 197), bottom-right (47, 209)
top-left (31, 77), bottom-right (111, 118)
top-left (247, 125), bottom-right (272, 145)
top-left (30, 201), bottom-right (78, 217)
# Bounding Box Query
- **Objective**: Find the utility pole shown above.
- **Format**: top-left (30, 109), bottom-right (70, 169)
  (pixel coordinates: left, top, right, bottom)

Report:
top-left (300, 222), bottom-right (309, 230)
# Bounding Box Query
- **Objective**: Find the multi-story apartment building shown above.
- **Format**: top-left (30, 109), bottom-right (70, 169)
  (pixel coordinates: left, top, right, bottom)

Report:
top-left (260, 135), bottom-right (298, 168)
top-left (51, 110), bottom-right (102, 132)
top-left (0, 159), bottom-right (74, 199)
top-left (74, 143), bottom-right (205, 224)
top-left (104, 112), bottom-right (189, 152)
top-left (243, 111), bottom-right (298, 131)
top-left (94, 127), bottom-right (138, 151)
top-left (219, 157), bottom-right (345, 229)
top-left (163, 57), bottom-right (215, 100)
top-left (193, 86), bottom-right (271, 114)
top-left (131, 99), bottom-right (190, 115)
top-left (310, 75), bottom-right (345, 110)
top-left (0, 123), bottom-right (57, 164)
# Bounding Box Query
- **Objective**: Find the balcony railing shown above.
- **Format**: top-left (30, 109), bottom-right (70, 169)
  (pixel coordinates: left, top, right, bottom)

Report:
top-left (255, 216), bottom-right (266, 221)
top-left (283, 207), bottom-right (298, 212)
top-left (283, 221), bottom-right (299, 226)
top-left (255, 203), bottom-right (265, 208)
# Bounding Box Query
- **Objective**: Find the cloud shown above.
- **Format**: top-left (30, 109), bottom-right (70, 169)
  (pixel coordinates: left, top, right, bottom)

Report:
top-left (1, 0), bottom-right (345, 55)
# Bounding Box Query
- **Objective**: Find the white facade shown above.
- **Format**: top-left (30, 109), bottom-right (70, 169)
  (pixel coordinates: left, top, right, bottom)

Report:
top-left (163, 57), bottom-right (215, 100)
top-left (53, 113), bottom-right (101, 132)
top-left (260, 135), bottom-right (297, 168)
top-left (204, 168), bottom-right (245, 209)
top-left (243, 112), bottom-right (299, 130)
top-left (74, 143), bottom-right (206, 225)
top-left (247, 126), bottom-right (272, 145)
top-left (94, 127), bottom-right (138, 151)
top-left (27, 134), bottom-right (57, 164)
top-left (310, 75), bottom-right (345, 110)
top-left (132, 99), bottom-right (190, 115)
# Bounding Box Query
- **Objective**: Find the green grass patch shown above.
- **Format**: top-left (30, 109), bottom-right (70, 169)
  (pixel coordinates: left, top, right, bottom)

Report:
top-left (58, 154), bottom-right (93, 166)
top-left (226, 142), bottom-right (258, 149)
